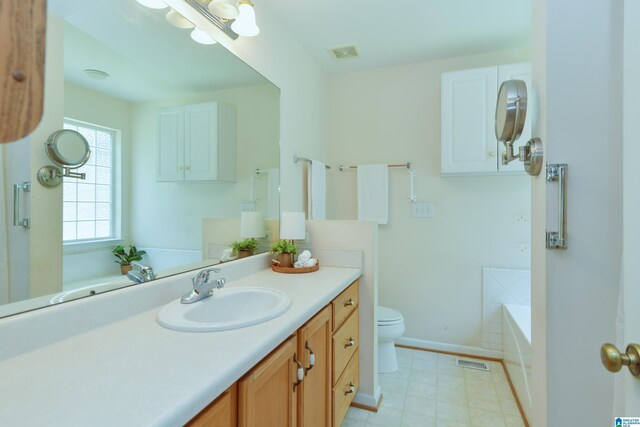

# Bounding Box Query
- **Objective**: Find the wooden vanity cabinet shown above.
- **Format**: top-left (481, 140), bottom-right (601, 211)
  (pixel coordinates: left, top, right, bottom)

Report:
top-left (187, 279), bottom-right (361, 427)
top-left (239, 335), bottom-right (298, 427)
top-left (331, 281), bottom-right (360, 427)
top-left (186, 384), bottom-right (237, 427)
top-left (297, 305), bottom-right (332, 427)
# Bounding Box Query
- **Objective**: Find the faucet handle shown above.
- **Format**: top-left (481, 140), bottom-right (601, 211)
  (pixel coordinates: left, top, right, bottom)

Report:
top-left (193, 267), bottom-right (222, 285)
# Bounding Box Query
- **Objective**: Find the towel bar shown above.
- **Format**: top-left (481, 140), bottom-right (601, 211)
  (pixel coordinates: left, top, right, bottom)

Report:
top-left (338, 162), bottom-right (411, 171)
top-left (293, 155), bottom-right (331, 169)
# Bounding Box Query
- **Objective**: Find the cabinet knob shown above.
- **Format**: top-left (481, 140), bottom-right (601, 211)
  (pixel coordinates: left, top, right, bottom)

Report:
top-left (293, 353), bottom-right (304, 391)
top-left (185, 166), bottom-right (190, 171)
top-left (179, 166), bottom-right (184, 171)
top-left (344, 298), bottom-right (355, 307)
top-left (304, 341), bottom-right (315, 373)
top-left (344, 382), bottom-right (355, 395)
top-left (489, 151), bottom-right (497, 157)
top-left (344, 337), bottom-right (355, 348)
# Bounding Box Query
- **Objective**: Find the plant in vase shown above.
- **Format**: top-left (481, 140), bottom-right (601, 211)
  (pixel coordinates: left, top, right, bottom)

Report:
top-left (230, 238), bottom-right (260, 258)
top-left (113, 245), bottom-right (147, 275)
top-left (270, 240), bottom-right (297, 268)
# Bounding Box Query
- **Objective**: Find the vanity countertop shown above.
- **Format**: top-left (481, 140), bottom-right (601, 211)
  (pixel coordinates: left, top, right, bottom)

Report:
top-left (0, 265), bottom-right (361, 427)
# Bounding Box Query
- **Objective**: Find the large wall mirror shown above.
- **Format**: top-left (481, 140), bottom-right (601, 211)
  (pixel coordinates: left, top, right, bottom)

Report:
top-left (0, 0), bottom-right (280, 317)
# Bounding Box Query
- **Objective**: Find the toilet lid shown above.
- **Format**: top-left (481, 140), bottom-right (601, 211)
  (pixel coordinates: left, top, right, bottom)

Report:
top-left (378, 306), bottom-right (403, 325)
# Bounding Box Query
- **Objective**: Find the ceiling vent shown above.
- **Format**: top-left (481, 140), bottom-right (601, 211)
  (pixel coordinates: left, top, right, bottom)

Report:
top-left (329, 45), bottom-right (360, 60)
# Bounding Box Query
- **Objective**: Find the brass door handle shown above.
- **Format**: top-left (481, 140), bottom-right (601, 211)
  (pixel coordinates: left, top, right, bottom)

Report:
top-left (344, 337), bottom-right (355, 348)
top-left (600, 343), bottom-right (640, 376)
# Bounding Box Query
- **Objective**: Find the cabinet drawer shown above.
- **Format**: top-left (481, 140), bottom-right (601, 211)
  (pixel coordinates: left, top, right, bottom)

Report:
top-left (333, 309), bottom-right (359, 384)
top-left (332, 280), bottom-right (359, 331)
top-left (333, 350), bottom-right (359, 427)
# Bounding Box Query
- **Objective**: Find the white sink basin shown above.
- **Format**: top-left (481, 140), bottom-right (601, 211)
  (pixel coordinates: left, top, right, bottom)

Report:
top-left (156, 287), bottom-right (291, 332)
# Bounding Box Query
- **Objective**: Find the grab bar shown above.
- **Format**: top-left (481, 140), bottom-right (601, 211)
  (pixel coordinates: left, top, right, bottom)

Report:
top-left (13, 182), bottom-right (31, 229)
top-left (546, 164), bottom-right (567, 249)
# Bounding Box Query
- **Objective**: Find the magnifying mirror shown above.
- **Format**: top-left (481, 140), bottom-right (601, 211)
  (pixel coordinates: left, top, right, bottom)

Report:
top-left (495, 79), bottom-right (527, 164)
top-left (37, 129), bottom-right (91, 187)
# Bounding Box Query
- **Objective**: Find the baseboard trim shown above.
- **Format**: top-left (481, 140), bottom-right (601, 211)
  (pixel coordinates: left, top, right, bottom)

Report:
top-left (352, 386), bottom-right (382, 411)
top-left (396, 336), bottom-right (503, 360)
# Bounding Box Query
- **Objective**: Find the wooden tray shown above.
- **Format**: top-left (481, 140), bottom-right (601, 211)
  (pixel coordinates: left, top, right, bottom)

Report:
top-left (272, 262), bottom-right (319, 274)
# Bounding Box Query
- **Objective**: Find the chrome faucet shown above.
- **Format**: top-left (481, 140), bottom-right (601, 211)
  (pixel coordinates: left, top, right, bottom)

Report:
top-left (127, 262), bottom-right (156, 284)
top-left (181, 267), bottom-right (226, 304)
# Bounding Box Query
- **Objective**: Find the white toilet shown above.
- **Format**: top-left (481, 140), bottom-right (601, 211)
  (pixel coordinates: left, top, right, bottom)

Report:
top-left (377, 305), bottom-right (406, 373)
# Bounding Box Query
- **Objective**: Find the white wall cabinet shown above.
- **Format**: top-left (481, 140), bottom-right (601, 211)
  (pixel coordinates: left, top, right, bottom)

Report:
top-left (441, 62), bottom-right (532, 175)
top-left (157, 102), bottom-right (236, 182)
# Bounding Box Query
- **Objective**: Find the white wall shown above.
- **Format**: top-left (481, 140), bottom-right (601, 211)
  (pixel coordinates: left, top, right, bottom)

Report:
top-left (325, 49), bottom-right (531, 352)
top-left (130, 84), bottom-right (279, 250)
top-left (535, 0), bottom-right (623, 424)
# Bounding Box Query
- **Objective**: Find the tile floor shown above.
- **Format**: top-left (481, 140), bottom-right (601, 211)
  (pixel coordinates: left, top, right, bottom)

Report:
top-left (342, 347), bottom-right (526, 427)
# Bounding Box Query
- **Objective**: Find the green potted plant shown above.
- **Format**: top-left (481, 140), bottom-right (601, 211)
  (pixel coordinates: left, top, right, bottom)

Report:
top-left (113, 245), bottom-right (147, 275)
top-left (230, 238), bottom-right (260, 258)
top-left (270, 240), bottom-right (297, 268)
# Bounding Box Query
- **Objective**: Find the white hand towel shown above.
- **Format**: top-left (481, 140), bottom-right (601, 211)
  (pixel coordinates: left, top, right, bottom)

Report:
top-left (304, 258), bottom-right (318, 267)
top-left (297, 250), bottom-right (311, 263)
top-left (294, 260), bottom-right (305, 268)
top-left (357, 164), bottom-right (389, 224)
top-left (266, 168), bottom-right (280, 220)
top-left (308, 160), bottom-right (326, 220)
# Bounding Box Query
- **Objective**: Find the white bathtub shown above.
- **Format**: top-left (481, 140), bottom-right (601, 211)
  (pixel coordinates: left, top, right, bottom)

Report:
top-left (502, 304), bottom-right (532, 424)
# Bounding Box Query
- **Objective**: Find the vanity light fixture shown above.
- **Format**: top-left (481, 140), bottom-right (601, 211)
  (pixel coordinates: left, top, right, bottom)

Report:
top-left (135, 0), bottom-right (167, 10)
top-left (191, 27), bottom-right (218, 45)
top-left (166, 9), bottom-right (195, 29)
top-left (231, 0), bottom-right (260, 37)
top-left (209, 0), bottom-right (240, 20)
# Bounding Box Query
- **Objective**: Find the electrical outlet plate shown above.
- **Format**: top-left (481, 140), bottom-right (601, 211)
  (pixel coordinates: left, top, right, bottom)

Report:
top-left (412, 203), bottom-right (435, 218)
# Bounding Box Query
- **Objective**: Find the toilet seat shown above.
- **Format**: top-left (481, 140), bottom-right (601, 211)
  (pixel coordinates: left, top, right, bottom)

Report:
top-left (378, 306), bottom-right (404, 326)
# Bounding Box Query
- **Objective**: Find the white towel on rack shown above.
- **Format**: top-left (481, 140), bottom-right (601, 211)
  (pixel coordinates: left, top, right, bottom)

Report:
top-left (266, 168), bottom-right (280, 220)
top-left (357, 164), bottom-right (389, 224)
top-left (308, 160), bottom-right (326, 220)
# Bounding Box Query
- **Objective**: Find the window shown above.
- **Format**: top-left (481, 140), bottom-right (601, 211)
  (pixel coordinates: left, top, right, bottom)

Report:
top-left (62, 119), bottom-right (119, 243)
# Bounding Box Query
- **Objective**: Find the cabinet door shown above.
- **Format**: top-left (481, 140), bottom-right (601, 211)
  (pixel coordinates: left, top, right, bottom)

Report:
top-left (441, 67), bottom-right (499, 174)
top-left (239, 335), bottom-right (298, 427)
top-left (186, 384), bottom-right (237, 427)
top-left (497, 62), bottom-right (533, 173)
top-left (185, 102), bottom-right (218, 181)
top-left (297, 305), bottom-right (332, 427)
top-left (156, 106), bottom-right (184, 181)
top-left (0, 0), bottom-right (46, 144)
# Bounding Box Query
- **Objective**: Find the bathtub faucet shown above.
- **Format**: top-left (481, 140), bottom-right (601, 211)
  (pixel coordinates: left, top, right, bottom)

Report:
top-left (127, 262), bottom-right (156, 284)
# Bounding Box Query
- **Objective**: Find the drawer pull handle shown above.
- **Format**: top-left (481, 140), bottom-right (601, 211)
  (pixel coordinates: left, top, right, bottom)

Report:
top-left (293, 353), bottom-right (304, 391)
top-left (344, 337), bottom-right (355, 348)
top-left (344, 298), bottom-right (355, 307)
top-left (304, 341), bottom-right (315, 373)
top-left (345, 382), bottom-right (355, 395)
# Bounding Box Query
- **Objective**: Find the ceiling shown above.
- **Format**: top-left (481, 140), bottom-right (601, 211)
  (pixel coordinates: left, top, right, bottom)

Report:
top-left (259, 0), bottom-right (531, 73)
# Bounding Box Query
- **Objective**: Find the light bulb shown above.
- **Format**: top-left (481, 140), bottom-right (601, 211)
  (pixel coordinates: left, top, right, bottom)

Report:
top-left (231, 2), bottom-right (260, 37)
top-left (166, 9), bottom-right (194, 29)
top-left (135, 0), bottom-right (167, 9)
top-left (208, 0), bottom-right (240, 20)
top-left (190, 28), bottom-right (218, 45)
